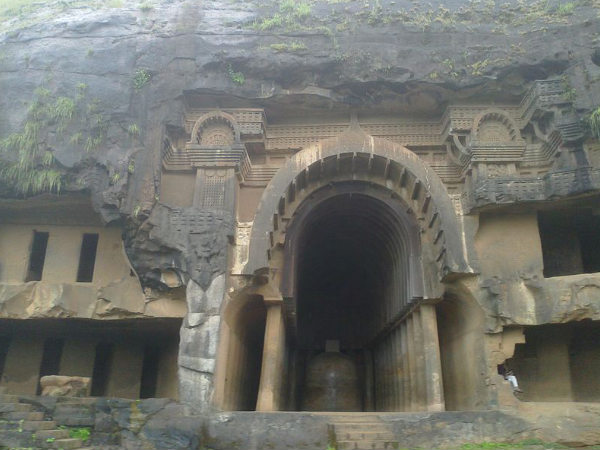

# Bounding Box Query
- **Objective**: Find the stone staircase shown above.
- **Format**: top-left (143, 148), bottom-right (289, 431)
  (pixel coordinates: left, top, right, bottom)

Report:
top-left (0, 393), bottom-right (89, 450)
top-left (329, 414), bottom-right (399, 450)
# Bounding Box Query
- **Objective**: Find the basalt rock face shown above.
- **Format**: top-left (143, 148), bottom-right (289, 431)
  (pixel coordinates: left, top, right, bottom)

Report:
top-left (1, 0), bottom-right (600, 286)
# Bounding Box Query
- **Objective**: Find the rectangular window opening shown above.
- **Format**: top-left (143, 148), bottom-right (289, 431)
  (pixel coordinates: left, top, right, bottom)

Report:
top-left (37, 338), bottom-right (64, 395)
top-left (0, 336), bottom-right (11, 382)
top-left (76, 233), bottom-right (99, 282)
top-left (538, 209), bottom-right (600, 277)
top-left (91, 342), bottom-right (114, 397)
top-left (139, 344), bottom-right (161, 399)
top-left (26, 231), bottom-right (49, 282)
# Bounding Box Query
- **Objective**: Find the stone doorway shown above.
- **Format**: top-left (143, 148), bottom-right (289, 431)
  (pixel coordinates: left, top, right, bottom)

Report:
top-left (280, 182), bottom-right (442, 412)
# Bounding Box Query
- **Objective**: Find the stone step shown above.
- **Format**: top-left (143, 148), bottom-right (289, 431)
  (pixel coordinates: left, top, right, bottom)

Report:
top-left (50, 438), bottom-right (84, 450)
top-left (22, 420), bottom-right (57, 431)
top-left (56, 397), bottom-right (96, 405)
top-left (337, 439), bottom-right (398, 450)
top-left (36, 428), bottom-right (71, 440)
top-left (333, 422), bottom-right (389, 427)
top-left (54, 404), bottom-right (95, 426)
top-left (337, 430), bottom-right (396, 441)
top-left (0, 393), bottom-right (22, 403)
top-left (334, 424), bottom-right (391, 433)
top-left (0, 402), bottom-right (33, 412)
top-left (329, 416), bottom-right (384, 422)
top-left (2, 410), bottom-right (45, 421)
top-left (55, 403), bottom-right (94, 411)
top-left (0, 420), bottom-right (21, 430)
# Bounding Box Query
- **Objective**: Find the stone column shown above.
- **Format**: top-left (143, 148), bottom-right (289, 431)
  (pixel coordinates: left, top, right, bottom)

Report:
top-left (396, 327), bottom-right (406, 411)
top-left (59, 338), bottom-right (96, 378)
top-left (385, 339), bottom-right (393, 411)
top-left (400, 322), bottom-right (410, 411)
top-left (535, 330), bottom-right (573, 401)
top-left (0, 336), bottom-right (44, 395)
top-left (364, 349), bottom-right (375, 411)
top-left (413, 308), bottom-right (426, 411)
top-left (391, 329), bottom-right (401, 411)
top-left (256, 301), bottom-right (286, 411)
top-left (211, 320), bottom-right (231, 409)
top-left (420, 304), bottom-right (445, 412)
top-left (406, 315), bottom-right (417, 411)
top-left (106, 341), bottom-right (144, 399)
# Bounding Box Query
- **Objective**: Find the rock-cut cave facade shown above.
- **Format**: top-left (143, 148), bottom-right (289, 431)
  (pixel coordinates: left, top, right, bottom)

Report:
top-left (1, 78), bottom-right (600, 416)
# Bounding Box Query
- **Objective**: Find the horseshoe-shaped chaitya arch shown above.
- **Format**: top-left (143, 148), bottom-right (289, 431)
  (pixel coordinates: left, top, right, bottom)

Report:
top-left (244, 123), bottom-right (472, 287)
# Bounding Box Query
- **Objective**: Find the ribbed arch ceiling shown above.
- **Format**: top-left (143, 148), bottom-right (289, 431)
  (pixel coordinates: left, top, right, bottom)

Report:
top-left (246, 128), bottom-right (472, 286)
top-left (295, 190), bottom-right (414, 350)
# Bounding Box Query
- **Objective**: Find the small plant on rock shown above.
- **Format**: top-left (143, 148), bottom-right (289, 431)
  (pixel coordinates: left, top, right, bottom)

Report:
top-left (139, 2), bottom-right (153, 12)
top-left (133, 68), bottom-right (151, 90)
top-left (587, 107), bottom-right (600, 139)
top-left (127, 123), bottom-right (140, 137)
top-left (227, 64), bottom-right (245, 85)
top-left (556, 2), bottom-right (575, 16)
top-left (68, 427), bottom-right (91, 442)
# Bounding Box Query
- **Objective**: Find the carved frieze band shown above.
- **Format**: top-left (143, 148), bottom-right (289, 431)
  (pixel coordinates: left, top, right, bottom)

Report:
top-left (164, 79), bottom-right (579, 188)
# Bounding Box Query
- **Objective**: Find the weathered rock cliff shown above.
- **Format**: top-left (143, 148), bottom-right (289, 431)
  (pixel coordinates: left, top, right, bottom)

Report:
top-left (1, 0), bottom-right (599, 284)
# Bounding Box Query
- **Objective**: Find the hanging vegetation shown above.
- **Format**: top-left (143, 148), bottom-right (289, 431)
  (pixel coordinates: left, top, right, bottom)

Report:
top-left (0, 84), bottom-right (107, 196)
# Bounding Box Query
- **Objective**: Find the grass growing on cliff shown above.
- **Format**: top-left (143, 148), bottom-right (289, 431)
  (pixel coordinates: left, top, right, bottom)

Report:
top-left (587, 107), bottom-right (600, 139)
top-left (68, 427), bottom-right (91, 442)
top-left (251, 0), bottom-right (312, 31)
top-left (227, 64), bottom-right (245, 85)
top-left (133, 68), bottom-right (151, 90)
top-left (0, 0), bottom-right (36, 17)
top-left (0, 84), bottom-right (107, 196)
top-left (269, 41), bottom-right (307, 52)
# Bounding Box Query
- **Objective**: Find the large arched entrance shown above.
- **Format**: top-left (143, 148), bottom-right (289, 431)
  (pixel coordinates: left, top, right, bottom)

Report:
top-left (218, 124), bottom-right (472, 412)
top-left (286, 182), bottom-right (421, 411)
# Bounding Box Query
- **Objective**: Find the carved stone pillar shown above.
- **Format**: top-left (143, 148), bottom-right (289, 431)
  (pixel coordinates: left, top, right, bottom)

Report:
top-left (420, 304), bottom-right (445, 411)
top-left (256, 301), bottom-right (286, 411)
top-left (406, 315), bottom-right (417, 411)
top-left (413, 308), bottom-right (427, 411)
top-left (400, 321), bottom-right (411, 411)
top-left (364, 349), bottom-right (375, 411)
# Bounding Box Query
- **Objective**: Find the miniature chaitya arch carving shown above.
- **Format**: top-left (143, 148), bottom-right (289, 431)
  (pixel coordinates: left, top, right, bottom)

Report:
top-left (472, 109), bottom-right (521, 144)
top-left (189, 111), bottom-right (241, 145)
